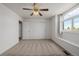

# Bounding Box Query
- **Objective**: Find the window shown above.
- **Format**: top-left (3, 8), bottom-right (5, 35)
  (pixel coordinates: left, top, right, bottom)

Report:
top-left (64, 19), bottom-right (72, 30)
top-left (63, 7), bottom-right (79, 31)
top-left (64, 17), bottom-right (79, 31)
top-left (73, 17), bottom-right (79, 30)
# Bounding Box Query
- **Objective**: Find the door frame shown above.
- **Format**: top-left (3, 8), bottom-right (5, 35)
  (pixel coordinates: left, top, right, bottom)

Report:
top-left (19, 21), bottom-right (22, 41)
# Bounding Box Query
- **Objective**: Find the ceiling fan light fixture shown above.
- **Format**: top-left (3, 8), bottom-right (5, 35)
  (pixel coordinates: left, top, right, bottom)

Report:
top-left (33, 11), bottom-right (39, 16)
top-left (32, 4), bottom-right (39, 16)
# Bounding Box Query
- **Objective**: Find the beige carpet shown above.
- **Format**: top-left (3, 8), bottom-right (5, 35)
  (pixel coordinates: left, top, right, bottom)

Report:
top-left (1, 39), bottom-right (67, 56)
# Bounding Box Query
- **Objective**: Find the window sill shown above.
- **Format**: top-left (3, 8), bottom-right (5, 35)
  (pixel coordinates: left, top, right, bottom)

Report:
top-left (62, 30), bottom-right (79, 33)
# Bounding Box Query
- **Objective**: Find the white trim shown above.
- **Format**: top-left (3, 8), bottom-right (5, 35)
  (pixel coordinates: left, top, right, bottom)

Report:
top-left (62, 30), bottom-right (79, 34)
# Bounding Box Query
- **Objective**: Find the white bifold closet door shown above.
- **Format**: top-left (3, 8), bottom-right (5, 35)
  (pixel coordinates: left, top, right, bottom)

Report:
top-left (23, 22), bottom-right (31, 39)
top-left (23, 21), bottom-right (47, 39)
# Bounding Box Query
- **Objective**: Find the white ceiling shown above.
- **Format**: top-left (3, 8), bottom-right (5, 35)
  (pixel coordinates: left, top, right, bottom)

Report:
top-left (3, 3), bottom-right (77, 19)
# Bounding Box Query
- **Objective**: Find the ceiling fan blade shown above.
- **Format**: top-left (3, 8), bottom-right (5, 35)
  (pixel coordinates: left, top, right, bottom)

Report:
top-left (40, 9), bottom-right (48, 11)
top-left (30, 13), bottom-right (33, 16)
top-left (23, 8), bottom-right (32, 10)
top-left (39, 12), bottom-right (42, 16)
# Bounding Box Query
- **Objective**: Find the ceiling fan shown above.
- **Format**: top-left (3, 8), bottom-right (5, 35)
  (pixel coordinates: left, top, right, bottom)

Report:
top-left (22, 3), bottom-right (48, 16)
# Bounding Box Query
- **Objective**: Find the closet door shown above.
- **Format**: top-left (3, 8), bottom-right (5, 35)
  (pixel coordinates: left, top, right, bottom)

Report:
top-left (23, 21), bottom-right (47, 39)
top-left (31, 22), bottom-right (46, 39)
top-left (23, 22), bottom-right (31, 39)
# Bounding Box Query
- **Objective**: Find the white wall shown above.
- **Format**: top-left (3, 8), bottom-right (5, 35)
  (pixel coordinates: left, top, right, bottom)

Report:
top-left (51, 16), bottom-right (56, 40)
top-left (62, 32), bottom-right (79, 45)
top-left (0, 4), bottom-right (22, 54)
top-left (23, 18), bottom-right (51, 39)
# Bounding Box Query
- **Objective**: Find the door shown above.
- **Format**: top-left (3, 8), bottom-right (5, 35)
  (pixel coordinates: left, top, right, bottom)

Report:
top-left (23, 22), bottom-right (31, 39)
top-left (23, 21), bottom-right (47, 39)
